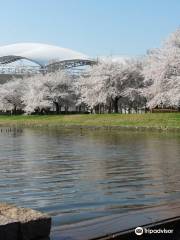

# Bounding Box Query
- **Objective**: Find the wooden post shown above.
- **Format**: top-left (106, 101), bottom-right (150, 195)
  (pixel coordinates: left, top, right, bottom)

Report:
top-left (0, 203), bottom-right (51, 240)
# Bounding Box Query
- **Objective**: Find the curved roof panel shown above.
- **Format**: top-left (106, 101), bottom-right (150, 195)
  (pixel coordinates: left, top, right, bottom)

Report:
top-left (0, 43), bottom-right (88, 66)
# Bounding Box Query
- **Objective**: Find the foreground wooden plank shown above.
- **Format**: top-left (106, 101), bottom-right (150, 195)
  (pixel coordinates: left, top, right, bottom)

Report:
top-left (0, 203), bottom-right (51, 240)
top-left (0, 215), bottom-right (19, 240)
top-left (52, 202), bottom-right (180, 240)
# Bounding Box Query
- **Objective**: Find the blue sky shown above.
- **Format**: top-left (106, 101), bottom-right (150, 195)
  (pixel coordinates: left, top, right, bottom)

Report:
top-left (0, 0), bottom-right (179, 57)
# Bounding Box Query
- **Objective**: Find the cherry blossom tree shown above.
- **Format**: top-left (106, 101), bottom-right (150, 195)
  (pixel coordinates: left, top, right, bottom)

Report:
top-left (143, 28), bottom-right (180, 109)
top-left (22, 70), bottom-right (77, 114)
top-left (0, 28), bottom-right (179, 115)
top-left (0, 78), bottom-right (25, 114)
top-left (79, 58), bottom-right (145, 113)
top-left (22, 74), bottom-right (52, 114)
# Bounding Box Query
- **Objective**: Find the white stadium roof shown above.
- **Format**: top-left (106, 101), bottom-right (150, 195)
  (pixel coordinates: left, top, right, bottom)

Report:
top-left (0, 42), bottom-right (89, 67)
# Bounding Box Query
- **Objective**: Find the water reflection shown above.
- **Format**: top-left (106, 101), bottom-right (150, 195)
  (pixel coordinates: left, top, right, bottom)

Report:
top-left (0, 127), bottom-right (180, 229)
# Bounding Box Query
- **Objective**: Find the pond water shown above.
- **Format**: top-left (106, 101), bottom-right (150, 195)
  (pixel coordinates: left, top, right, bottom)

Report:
top-left (0, 127), bottom-right (180, 235)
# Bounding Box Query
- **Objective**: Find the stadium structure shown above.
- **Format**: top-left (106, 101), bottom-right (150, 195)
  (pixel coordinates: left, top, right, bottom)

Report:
top-left (0, 42), bottom-right (96, 82)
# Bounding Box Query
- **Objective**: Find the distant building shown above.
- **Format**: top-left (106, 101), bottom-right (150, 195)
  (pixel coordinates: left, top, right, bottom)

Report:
top-left (0, 42), bottom-right (95, 82)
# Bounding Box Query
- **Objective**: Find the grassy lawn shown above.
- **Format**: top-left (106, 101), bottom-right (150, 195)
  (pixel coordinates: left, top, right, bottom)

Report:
top-left (0, 113), bottom-right (179, 130)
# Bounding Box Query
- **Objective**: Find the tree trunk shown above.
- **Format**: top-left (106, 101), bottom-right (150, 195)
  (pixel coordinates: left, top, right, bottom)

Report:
top-left (102, 104), bottom-right (105, 114)
top-left (54, 102), bottom-right (59, 114)
top-left (113, 97), bottom-right (119, 113)
top-left (13, 106), bottom-right (17, 115)
top-left (99, 104), bottom-right (101, 114)
top-left (65, 106), bottom-right (69, 113)
top-left (108, 102), bottom-right (112, 113)
top-left (119, 104), bottom-right (122, 114)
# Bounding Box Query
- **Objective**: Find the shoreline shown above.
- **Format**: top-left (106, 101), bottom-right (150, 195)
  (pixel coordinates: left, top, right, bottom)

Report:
top-left (0, 123), bottom-right (180, 133)
top-left (0, 113), bottom-right (179, 132)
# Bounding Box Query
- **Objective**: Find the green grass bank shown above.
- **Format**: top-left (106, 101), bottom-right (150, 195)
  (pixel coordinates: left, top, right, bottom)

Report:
top-left (0, 113), bottom-right (180, 131)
